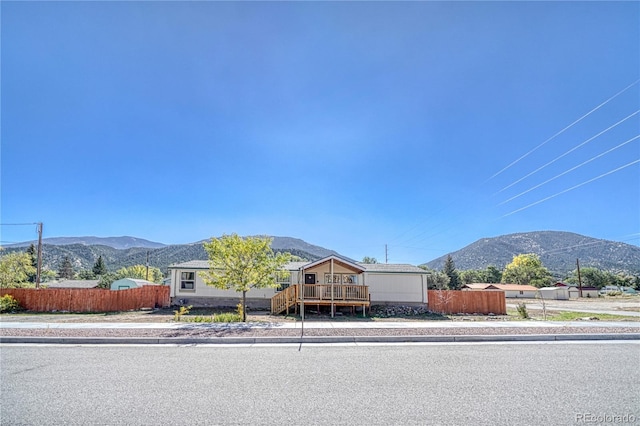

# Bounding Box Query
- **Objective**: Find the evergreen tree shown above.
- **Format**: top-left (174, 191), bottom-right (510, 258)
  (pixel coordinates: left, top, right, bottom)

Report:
top-left (58, 256), bottom-right (74, 280)
top-left (442, 255), bottom-right (460, 290)
top-left (92, 255), bottom-right (107, 276)
top-left (26, 244), bottom-right (38, 282)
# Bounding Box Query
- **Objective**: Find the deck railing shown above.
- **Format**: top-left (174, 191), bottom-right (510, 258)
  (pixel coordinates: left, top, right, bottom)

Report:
top-left (299, 284), bottom-right (369, 302)
top-left (270, 284), bottom-right (370, 314)
top-left (270, 285), bottom-right (298, 315)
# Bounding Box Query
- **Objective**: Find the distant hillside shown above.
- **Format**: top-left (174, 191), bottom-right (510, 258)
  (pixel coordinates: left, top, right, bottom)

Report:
top-left (1, 236), bottom-right (339, 274)
top-left (7, 236), bottom-right (166, 250)
top-left (424, 231), bottom-right (640, 277)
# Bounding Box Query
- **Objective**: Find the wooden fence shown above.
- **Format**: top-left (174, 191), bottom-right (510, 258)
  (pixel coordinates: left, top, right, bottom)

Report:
top-left (427, 290), bottom-right (506, 315)
top-left (1, 286), bottom-right (170, 313)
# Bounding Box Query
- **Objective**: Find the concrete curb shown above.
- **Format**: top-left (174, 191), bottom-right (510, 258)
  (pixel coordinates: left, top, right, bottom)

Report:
top-left (2, 333), bottom-right (639, 345)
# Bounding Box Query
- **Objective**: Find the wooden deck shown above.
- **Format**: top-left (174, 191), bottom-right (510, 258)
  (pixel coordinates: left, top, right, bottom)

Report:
top-left (271, 284), bottom-right (370, 315)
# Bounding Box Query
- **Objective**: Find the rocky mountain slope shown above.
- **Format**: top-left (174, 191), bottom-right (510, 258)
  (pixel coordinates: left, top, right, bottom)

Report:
top-left (2, 236), bottom-right (339, 273)
top-left (424, 231), bottom-right (640, 276)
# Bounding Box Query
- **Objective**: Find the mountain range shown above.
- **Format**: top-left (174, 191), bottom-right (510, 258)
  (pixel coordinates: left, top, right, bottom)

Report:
top-left (424, 231), bottom-right (640, 276)
top-left (2, 236), bottom-right (339, 274)
top-left (2, 231), bottom-right (639, 278)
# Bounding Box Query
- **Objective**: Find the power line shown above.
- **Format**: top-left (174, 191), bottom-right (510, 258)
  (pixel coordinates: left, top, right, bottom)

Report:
top-left (502, 159), bottom-right (640, 217)
top-left (497, 109), bottom-right (640, 194)
top-left (487, 79), bottom-right (640, 181)
top-left (499, 134), bottom-right (640, 206)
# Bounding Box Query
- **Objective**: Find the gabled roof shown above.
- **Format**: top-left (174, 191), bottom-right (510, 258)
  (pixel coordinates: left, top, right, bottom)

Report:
top-left (298, 255), bottom-right (366, 273)
top-left (169, 260), bottom-right (209, 269)
top-left (170, 256), bottom-right (426, 275)
top-left (47, 279), bottom-right (99, 289)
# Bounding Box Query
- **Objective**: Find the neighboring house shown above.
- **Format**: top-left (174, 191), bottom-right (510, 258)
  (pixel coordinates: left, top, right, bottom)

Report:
top-left (462, 283), bottom-right (538, 298)
top-left (110, 278), bottom-right (160, 291)
top-left (555, 282), bottom-right (598, 298)
top-left (47, 280), bottom-right (99, 289)
top-left (168, 255), bottom-right (430, 313)
top-left (579, 287), bottom-right (600, 298)
top-left (538, 286), bottom-right (569, 300)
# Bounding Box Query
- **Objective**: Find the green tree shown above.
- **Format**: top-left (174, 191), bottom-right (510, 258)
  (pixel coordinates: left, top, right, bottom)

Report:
top-left (459, 269), bottom-right (483, 285)
top-left (92, 255), bottom-right (107, 276)
top-left (419, 266), bottom-right (450, 289)
top-left (565, 267), bottom-right (629, 290)
top-left (361, 256), bottom-right (378, 264)
top-left (26, 244), bottom-right (38, 282)
top-left (442, 255), bottom-right (460, 290)
top-left (58, 256), bottom-right (75, 280)
top-left (77, 269), bottom-right (96, 280)
top-left (485, 265), bottom-right (502, 283)
top-left (200, 234), bottom-right (292, 322)
top-left (0, 252), bottom-right (36, 288)
top-left (97, 272), bottom-right (118, 289)
top-left (502, 253), bottom-right (552, 288)
top-left (115, 265), bottom-right (163, 283)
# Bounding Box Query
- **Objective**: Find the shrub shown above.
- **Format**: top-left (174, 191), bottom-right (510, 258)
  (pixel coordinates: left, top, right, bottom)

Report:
top-left (516, 302), bottom-right (529, 319)
top-left (173, 305), bottom-right (192, 321)
top-left (214, 312), bottom-right (242, 322)
top-left (0, 294), bottom-right (22, 313)
top-left (184, 312), bottom-right (242, 323)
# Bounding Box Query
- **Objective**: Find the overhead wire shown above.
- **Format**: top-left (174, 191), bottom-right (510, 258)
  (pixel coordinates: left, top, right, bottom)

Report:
top-left (498, 134), bottom-right (640, 206)
top-left (496, 109), bottom-right (640, 194)
top-left (502, 159), bottom-right (640, 217)
top-left (487, 79), bottom-right (640, 182)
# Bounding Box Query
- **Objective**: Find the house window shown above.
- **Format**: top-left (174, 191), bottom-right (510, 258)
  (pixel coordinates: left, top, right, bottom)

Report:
top-left (343, 274), bottom-right (358, 284)
top-left (276, 271), bottom-right (290, 290)
top-left (519, 291), bottom-right (523, 295)
top-left (324, 274), bottom-right (358, 284)
top-left (180, 272), bottom-right (195, 291)
top-left (324, 274), bottom-right (342, 284)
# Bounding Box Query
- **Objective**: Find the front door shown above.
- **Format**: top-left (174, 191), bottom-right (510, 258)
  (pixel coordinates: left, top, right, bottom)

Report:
top-left (304, 273), bottom-right (316, 284)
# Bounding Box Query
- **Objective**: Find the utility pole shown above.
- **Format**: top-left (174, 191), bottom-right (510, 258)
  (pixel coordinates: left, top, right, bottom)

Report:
top-left (385, 244), bottom-right (388, 264)
top-left (576, 258), bottom-right (583, 298)
top-left (36, 222), bottom-right (43, 289)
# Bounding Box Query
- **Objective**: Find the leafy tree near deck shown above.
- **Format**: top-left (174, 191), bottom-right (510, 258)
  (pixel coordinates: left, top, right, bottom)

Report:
top-left (201, 234), bottom-right (292, 322)
top-left (0, 252), bottom-right (36, 288)
top-left (442, 255), bottom-right (461, 290)
top-left (502, 253), bottom-right (552, 288)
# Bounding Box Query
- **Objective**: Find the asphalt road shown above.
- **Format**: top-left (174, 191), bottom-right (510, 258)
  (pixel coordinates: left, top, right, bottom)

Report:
top-left (2, 342), bottom-right (639, 425)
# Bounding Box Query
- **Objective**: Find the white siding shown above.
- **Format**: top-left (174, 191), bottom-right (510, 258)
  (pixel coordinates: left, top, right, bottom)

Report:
top-left (171, 268), bottom-right (279, 299)
top-left (365, 273), bottom-right (426, 303)
top-left (504, 290), bottom-right (538, 298)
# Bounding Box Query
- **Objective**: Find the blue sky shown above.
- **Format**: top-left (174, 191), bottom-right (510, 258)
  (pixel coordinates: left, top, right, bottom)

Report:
top-left (1, 1), bottom-right (639, 265)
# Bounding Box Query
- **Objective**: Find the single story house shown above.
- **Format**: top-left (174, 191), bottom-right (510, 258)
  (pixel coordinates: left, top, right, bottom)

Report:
top-left (47, 279), bottom-right (100, 289)
top-left (168, 255), bottom-right (430, 313)
top-left (538, 286), bottom-right (569, 300)
top-left (555, 282), bottom-right (598, 298)
top-left (110, 278), bottom-right (160, 291)
top-left (462, 283), bottom-right (539, 298)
